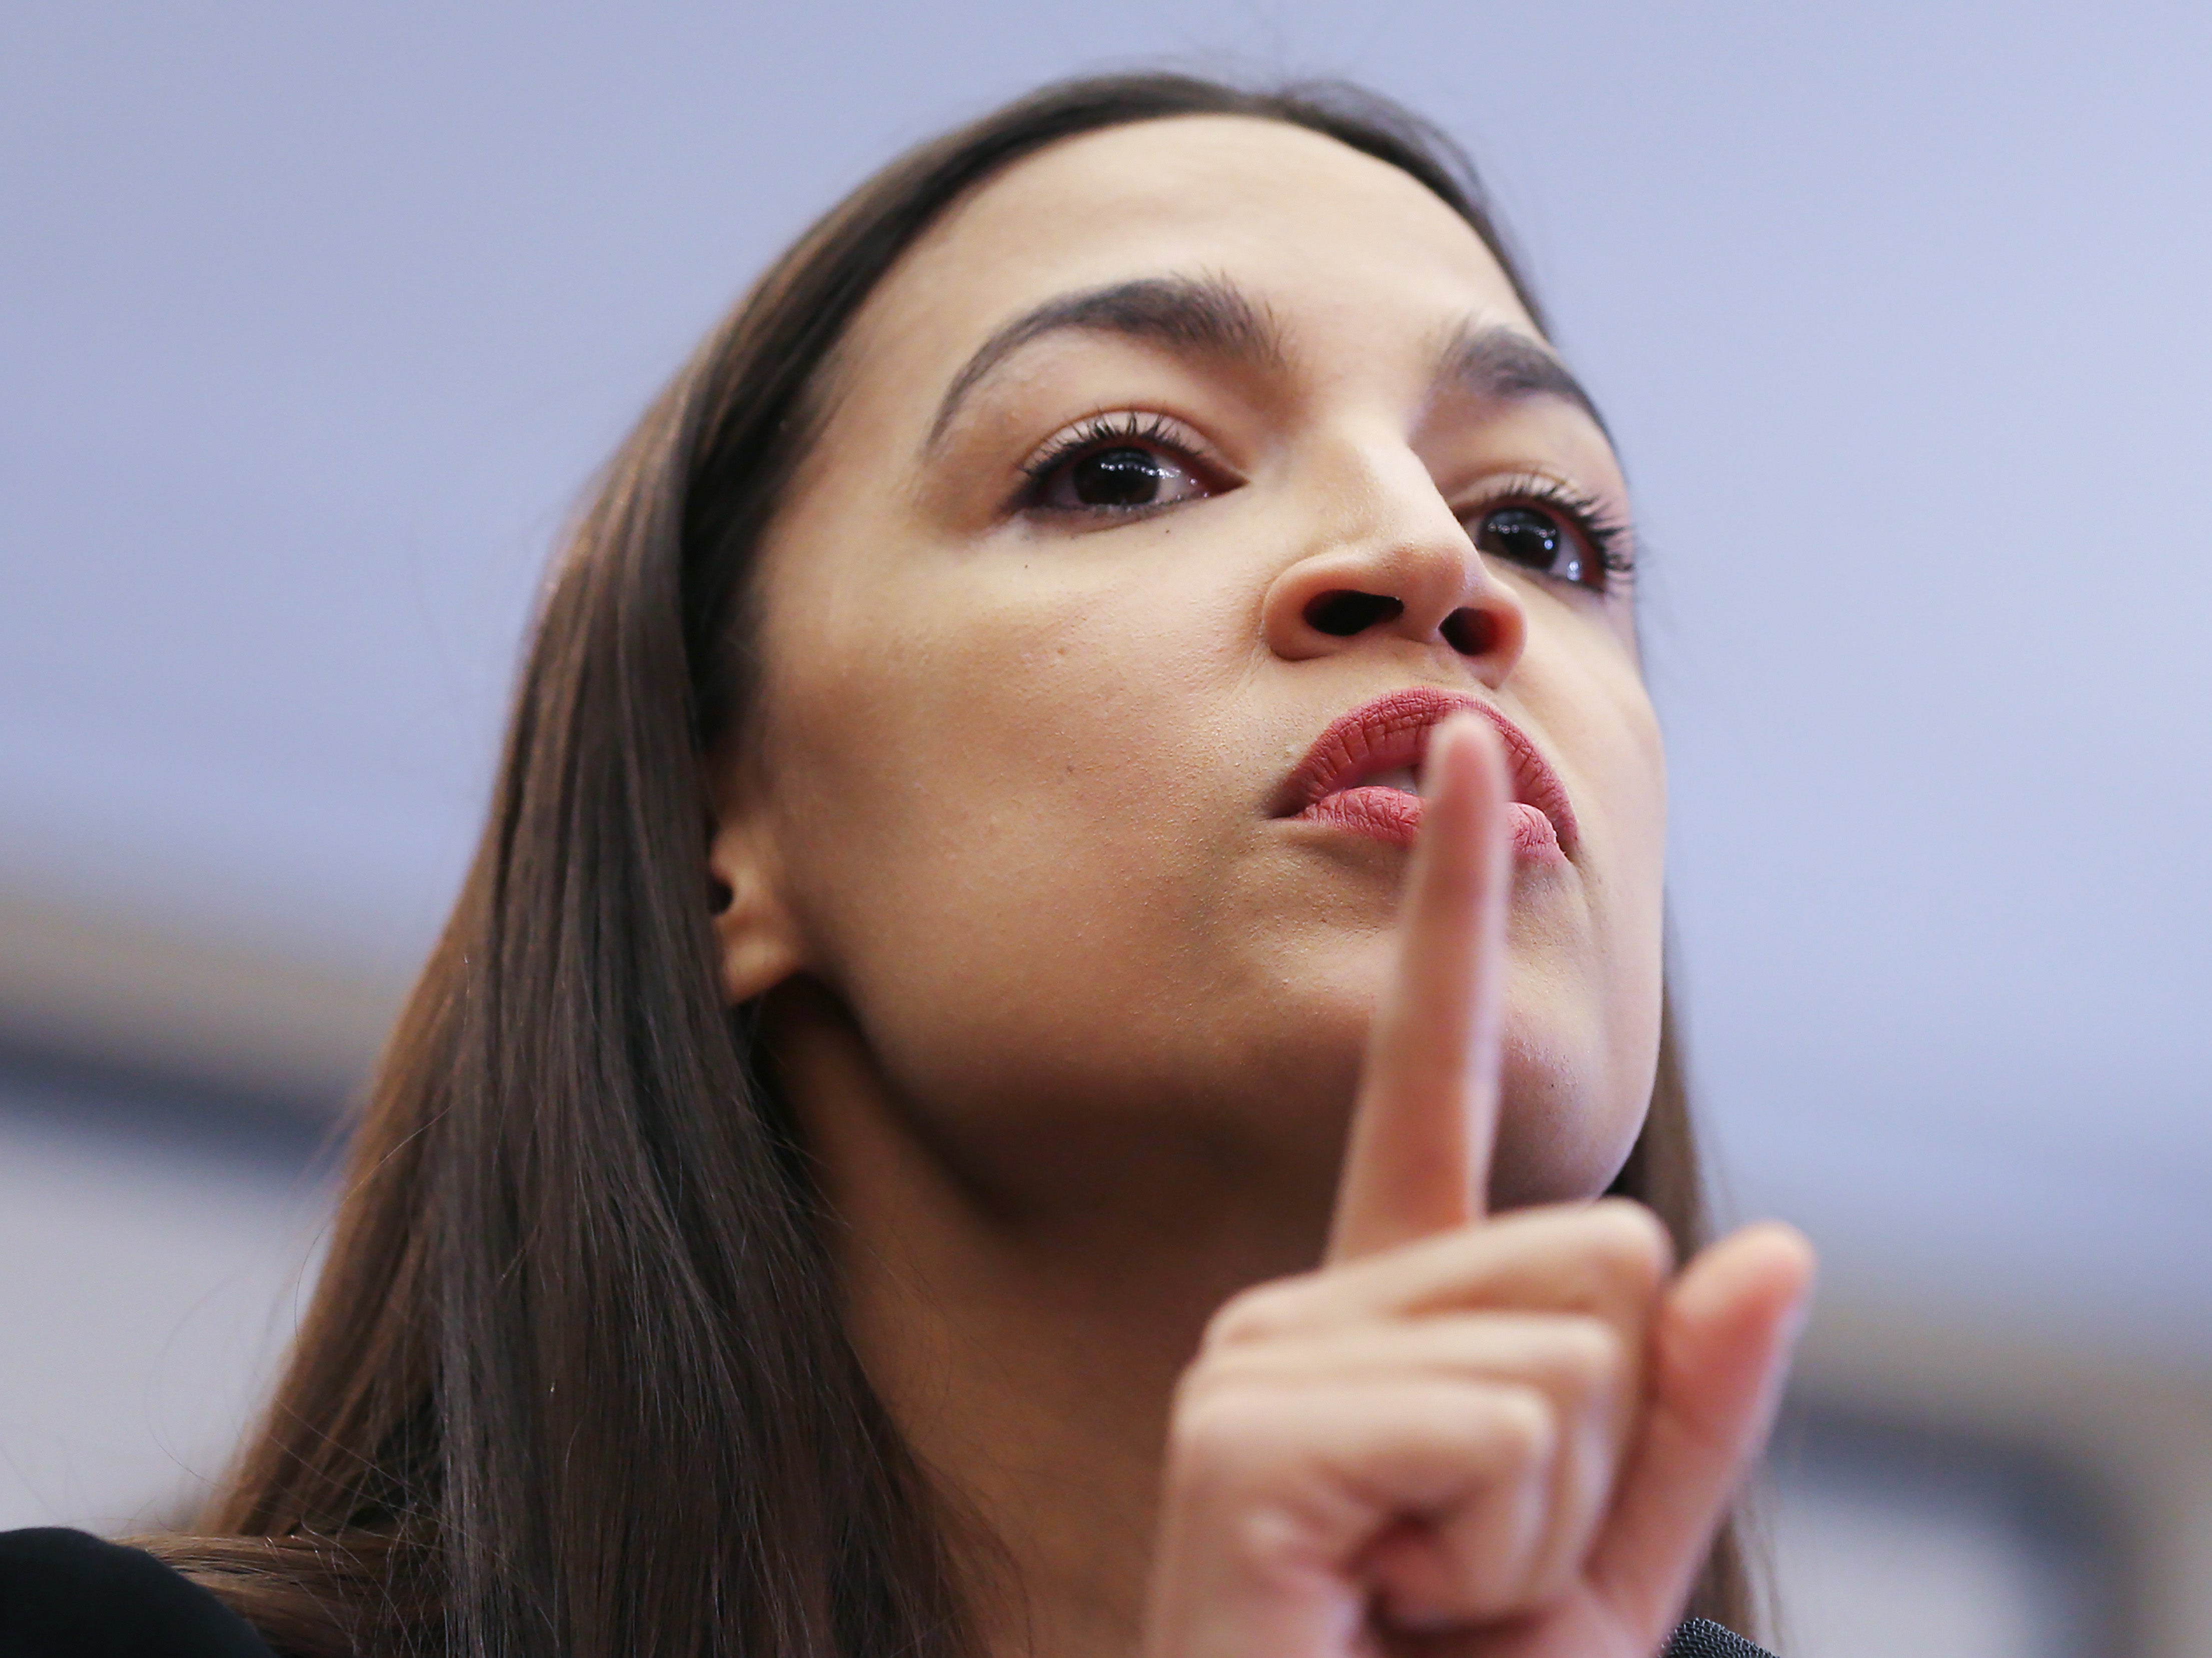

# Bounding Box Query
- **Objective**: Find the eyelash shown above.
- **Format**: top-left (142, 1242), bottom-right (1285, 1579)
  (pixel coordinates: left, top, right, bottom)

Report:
top-left (1477, 471), bottom-right (1637, 580)
top-left (1463, 472), bottom-right (1638, 588)
top-left (1013, 418), bottom-right (1636, 587)
top-left (1016, 411), bottom-right (1203, 502)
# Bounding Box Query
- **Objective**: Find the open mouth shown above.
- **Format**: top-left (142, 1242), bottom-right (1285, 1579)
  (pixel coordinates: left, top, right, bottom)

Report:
top-left (1272, 686), bottom-right (1579, 861)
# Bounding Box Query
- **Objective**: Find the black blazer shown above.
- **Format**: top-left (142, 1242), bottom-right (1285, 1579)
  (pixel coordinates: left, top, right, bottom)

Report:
top-left (0, 1526), bottom-right (1773, 1657)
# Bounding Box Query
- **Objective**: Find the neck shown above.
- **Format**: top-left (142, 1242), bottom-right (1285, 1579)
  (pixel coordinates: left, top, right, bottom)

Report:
top-left (763, 981), bottom-right (1337, 1658)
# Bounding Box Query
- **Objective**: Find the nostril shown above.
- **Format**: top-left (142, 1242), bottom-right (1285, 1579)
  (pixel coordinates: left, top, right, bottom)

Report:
top-left (1440, 607), bottom-right (1497, 656)
top-left (1304, 590), bottom-right (1404, 637)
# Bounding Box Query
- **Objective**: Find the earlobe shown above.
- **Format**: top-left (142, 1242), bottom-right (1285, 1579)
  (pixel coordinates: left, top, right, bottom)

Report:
top-left (707, 816), bottom-right (809, 1006)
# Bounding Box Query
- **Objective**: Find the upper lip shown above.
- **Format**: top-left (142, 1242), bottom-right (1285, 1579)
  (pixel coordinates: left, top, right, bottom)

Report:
top-left (1272, 685), bottom-right (1581, 855)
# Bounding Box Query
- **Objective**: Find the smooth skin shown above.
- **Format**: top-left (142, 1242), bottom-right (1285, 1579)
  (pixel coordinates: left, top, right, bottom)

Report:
top-left (708, 116), bottom-right (1813, 1656)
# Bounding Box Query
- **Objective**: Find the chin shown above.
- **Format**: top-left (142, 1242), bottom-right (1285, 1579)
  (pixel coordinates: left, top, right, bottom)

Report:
top-left (1489, 1010), bottom-right (1656, 1211)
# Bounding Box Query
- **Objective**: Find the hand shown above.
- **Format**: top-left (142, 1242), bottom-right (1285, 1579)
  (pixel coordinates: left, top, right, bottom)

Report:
top-left (1141, 714), bottom-right (1814, 1658)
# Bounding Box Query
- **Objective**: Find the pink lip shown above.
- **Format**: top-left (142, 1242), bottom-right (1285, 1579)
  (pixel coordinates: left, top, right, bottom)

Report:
top-left (1273, 687), bottom-right (1580, 862)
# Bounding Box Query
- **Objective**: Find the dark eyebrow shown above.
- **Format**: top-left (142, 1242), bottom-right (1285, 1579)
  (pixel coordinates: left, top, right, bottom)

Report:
top-left (1435, 324), bottom-right (1612, 443)
top-left (925, 275), bottom-right (1283, 450)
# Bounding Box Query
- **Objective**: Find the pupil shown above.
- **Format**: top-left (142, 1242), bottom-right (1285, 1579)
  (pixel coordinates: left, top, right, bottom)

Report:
top-left (1073, 446), bottom-right (1162, 506)
top-left (1481, 507), bottom-right (1561, 571)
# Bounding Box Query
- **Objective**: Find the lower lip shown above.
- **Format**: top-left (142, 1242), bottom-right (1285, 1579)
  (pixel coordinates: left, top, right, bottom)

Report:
top-left (1295, 787), bottom-right (1565, 862)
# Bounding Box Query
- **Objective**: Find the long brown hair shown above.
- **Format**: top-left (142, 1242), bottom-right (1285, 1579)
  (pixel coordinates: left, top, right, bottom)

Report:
top-left (143, 72), bottom-right (1751, 1656)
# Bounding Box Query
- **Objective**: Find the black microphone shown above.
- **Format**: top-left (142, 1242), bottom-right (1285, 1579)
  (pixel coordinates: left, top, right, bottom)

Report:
top-left (1665, 1616), bottom-right (1776, 1657)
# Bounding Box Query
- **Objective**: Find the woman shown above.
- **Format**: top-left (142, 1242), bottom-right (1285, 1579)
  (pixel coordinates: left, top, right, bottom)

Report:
top-left (0, 73), bottom-right (1811, 1658)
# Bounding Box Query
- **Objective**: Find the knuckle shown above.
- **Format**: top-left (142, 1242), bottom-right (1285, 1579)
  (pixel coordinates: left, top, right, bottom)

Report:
top-left (1486, 1382), bottom-right (1559, 1470)
top-left (1202, 1278), bottom-right (1305, 1349)
top-left (1165, 1377), bottom-right (1287, 1494)
top-left (1582, 1199), bottom-right (1673, 1300)
top-left (1169, 1366), bottom-right (1259, 1451)
top-left (1550, 1313), bottom-right (1625, 1396)
top-left (1221, 1498), bottom-right (1316, 1579)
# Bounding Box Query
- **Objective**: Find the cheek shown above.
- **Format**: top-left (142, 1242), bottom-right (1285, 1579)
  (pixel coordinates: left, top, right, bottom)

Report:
top-left (754, 534), bottom-right (1268, 1110)
top-left (1488, 628), bottom-right (1667, 1205)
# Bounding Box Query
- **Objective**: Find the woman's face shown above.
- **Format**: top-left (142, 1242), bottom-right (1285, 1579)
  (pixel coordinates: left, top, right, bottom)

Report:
top-left (723, 116), bottom-right (1664, 1216)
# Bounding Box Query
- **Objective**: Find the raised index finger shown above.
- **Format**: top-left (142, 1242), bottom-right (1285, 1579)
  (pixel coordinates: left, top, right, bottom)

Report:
top-left (1327, 713), bottom-right (1514, 1262)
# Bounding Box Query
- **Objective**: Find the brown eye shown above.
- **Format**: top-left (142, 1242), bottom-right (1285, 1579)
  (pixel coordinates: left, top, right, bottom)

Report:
top-left (1071, 446), bottom-right (1169, 506)
top-left (1476, 505), bottom-right (1589, 586)
top-left (1031, 439), bottom-right (1209, 513)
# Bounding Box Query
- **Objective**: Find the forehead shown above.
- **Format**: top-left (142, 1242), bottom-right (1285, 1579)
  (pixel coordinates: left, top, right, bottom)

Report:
top-left (842, 115), bottom-right (1535, 395)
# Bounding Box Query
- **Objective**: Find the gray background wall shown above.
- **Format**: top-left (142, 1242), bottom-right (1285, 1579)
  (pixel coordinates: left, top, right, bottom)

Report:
top-left (3, 6), bottom-right (2206, 1654)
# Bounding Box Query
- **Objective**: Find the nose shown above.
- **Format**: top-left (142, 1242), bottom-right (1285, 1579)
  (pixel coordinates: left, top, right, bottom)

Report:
top-left (1260, 444), bottom-right (1527, 684)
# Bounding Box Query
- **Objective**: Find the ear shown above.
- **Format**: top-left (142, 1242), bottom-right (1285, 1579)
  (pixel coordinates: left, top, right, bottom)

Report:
top-left (707, 809), bottom-right (809, 1006)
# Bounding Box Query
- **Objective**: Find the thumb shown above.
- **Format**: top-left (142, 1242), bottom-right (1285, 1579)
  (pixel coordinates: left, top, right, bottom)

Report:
top-left (1587, 1222), bottom-right (1816, 1639)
